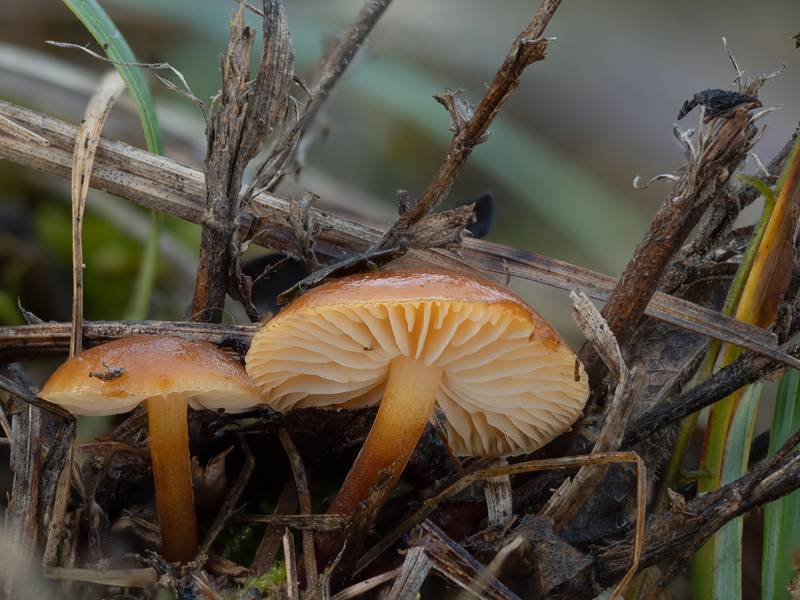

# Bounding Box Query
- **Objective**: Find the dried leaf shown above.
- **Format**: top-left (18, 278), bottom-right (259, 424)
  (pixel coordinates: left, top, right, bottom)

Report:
top-left (434, 88), bottom-right (478, 138)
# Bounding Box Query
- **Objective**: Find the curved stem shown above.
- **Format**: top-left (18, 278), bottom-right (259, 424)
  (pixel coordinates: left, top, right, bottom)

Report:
top-left (318, 356), bottom-right (443, 566)
top-left (148, 393), bottom-right (199, 563)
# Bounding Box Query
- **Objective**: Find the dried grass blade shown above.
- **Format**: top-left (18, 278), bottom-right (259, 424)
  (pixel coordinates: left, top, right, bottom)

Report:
top-left (331, 567), bottom-right (400, 600)
top-left (0, 114), bottom-right (49, 145)
top-left (41, 566), bottom-right (157, 587)
top-left (386, 547), bottom-right (432, 600)
top-left (278, 429), bottom-right (317, 590)
top-left (69, 70), bottom-right (126, 357)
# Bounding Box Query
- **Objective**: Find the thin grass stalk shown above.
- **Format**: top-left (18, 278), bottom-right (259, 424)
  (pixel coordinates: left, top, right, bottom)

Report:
top-left (762, 370), bottom-right (800, 599)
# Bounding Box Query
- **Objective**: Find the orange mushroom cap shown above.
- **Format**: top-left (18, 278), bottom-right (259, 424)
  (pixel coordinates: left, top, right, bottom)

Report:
top-left (40, 334), bottom-right (260, 415)
top-left (246, 269), bottom-right (589, 457)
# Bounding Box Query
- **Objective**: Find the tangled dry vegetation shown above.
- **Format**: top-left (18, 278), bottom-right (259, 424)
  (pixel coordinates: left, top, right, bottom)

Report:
top-left (1, 0), bottom-right (800, 599)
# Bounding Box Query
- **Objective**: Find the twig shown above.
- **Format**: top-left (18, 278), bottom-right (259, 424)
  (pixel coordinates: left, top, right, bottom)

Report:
top-left (0, 114), bottom-right (48, 145)
top-left (376, 0), bottom-right (562, 249)
top-left (641, 430), bottom-right (800, 598)
top-left (386, 547), bottom-right (432, 600)
top-left (2, 100), bottom-right (798, 370)
top-left (579, 81), bottom-right (764, 392)
top-left (257, 0), bottom-right (394, 189)
top-left (0, 320), bottom-right (260, 362)
top-left (237, 513), bottom-right (349, 530)
top-left (283, 528), bottom-right (299, 600)
top-left (331, 567), bottom-right (401, 600)
top-left (355, 453), bottom-right (645, 578)
top-left (278, 429), bottom-right (318, 590)
top-left (191, 0), bottom-right (294, 323)
top-left (251, 478), bottom-right (299, 574)
top-left (418, 520), bottom-right (521, 600)
top-left (596, 427), bottom-right (800, 592)
top-left (40, 418), bottom-right (78, 569)
top-left (3, 402), bottom-right (43, 600)
top-left (41, 567), bottom-right (157, 587)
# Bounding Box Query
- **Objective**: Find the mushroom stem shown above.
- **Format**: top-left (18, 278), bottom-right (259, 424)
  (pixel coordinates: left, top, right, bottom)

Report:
top-left (317, 356), bottom-right (442, 566)
top-left (147, 393), bottom-right (199, 563)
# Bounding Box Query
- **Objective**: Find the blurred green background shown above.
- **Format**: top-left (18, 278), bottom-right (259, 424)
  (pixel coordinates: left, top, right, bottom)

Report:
top-left (1, 0), bottom-right (799, 344)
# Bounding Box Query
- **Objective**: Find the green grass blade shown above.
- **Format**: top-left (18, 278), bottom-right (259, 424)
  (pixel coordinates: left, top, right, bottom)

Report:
top-left (62, 0), bottom-right (165, 320)
top-left (62, 0), bottom-right (163, 156)
top-left (762, 369), bottom-right (800, 599)
top-left (712, 383), bottom-right (761, 599)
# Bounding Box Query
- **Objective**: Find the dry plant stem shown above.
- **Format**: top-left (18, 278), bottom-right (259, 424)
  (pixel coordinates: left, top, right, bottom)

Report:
top-left (147, 393), bottom-right (198, 563)
top-left (40, 420), bottom-right (77, 569)
top-left (3, 403), bottom-right (42, 600)
top-left (3, 100), bottom-right (800, 368)
top-left (579, 107), bottom-right (758, 390)
top-left (278, 429), bottom-right (317, 590)
top-left (640, 428), bottom-right (800, 599)
top-left (377, 0), bottom-right (560, 246)
top-left (263, 0), bottom-right (393, 186)
top-left (192, 4), bottom-right (255, 323)
top-left (387, 547), bottom-right (432, 600)
top-left (0, 320), bottom-right (260, 362)
top-left (417, 520), bottom-right (522, 600)
top-left (283, 528), bottom-right (299, 600)
top-left (666, 133), bottom-right (795, 291)
top-left (331, 568), bottom-right (402, 600)
top-left (316, 356), bottom-right (443, 566)
top-left (70, 71), bottom-right (126, 356)
top-left (310, 0), bottom-right (392, 109)
top-left (192, 0), bottom-right (293, 323)
top-left (251, 478), bottom-right (298, 574)
top-left (594, 427), bottom-right (800, 596)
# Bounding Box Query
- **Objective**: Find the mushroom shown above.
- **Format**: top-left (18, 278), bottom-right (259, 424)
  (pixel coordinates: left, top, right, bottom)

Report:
top-left (39, 334), bottom-right (260, 563)
top-left (245, 269), bottom-right (589, 556)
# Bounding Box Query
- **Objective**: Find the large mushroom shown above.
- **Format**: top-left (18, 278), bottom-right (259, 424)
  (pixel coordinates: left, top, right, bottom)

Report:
top-left (39, 334), bottom-right (261, 563)
top-left (245, 269), bottom-right (589, 557)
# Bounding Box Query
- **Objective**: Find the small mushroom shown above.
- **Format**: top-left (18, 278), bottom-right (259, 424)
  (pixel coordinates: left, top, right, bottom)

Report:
top-left (246, 270), bottom-right (589, 561)
top-left (39, 334), bottom-right (260, 563)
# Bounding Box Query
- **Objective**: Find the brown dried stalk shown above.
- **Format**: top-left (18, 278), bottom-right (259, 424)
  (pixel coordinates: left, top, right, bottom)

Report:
top-left (257, 0), bottom-right (394, 188)
top-left (191, 0), bottom-right (294, 323)
top-left (0, 320), bottom-right (260, 362)
top-left (579, 87), bottom-right (764, 391)
top-left (376, 0), bottom-right (562, 250)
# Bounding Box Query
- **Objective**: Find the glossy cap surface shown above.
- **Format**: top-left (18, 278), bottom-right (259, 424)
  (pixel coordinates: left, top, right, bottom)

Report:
top-left (40, 334), bottom-right (260, 416)
top-left (246, 269), bottom-right (589, 457)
